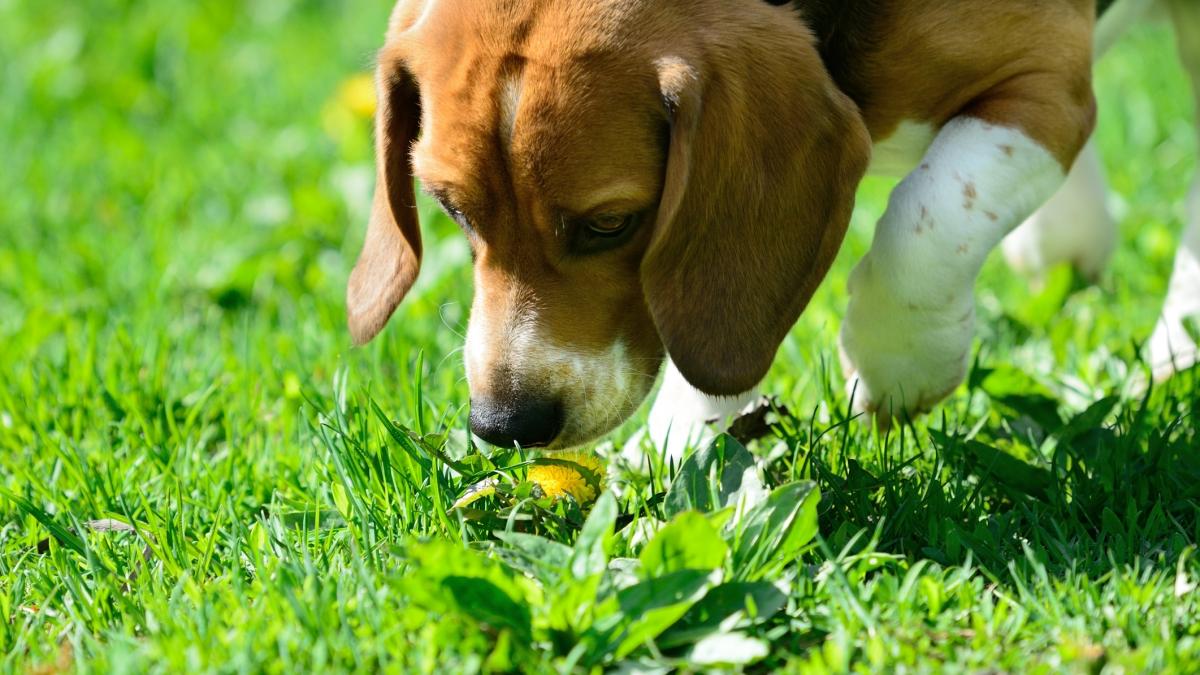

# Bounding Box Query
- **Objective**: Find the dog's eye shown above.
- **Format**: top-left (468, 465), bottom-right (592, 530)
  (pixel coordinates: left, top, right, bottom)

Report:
top-left (434, 195), bottom-right (472, 232)
top-left (569, 212), bottom-right (641, 256)
top-left (586, 214), bottom-right (634, 237)
top-left (439, 200), bottom-right (464, 222)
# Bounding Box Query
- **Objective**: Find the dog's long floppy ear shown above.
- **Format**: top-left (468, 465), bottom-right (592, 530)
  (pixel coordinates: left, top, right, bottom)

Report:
top-left (346, 50), bottom-right (422, 345)
top-left (643, 31), bottom-right (871, 396)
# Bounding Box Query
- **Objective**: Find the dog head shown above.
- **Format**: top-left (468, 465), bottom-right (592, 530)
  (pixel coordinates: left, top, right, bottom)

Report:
top-left (347, 0), bottom-right (870, 448)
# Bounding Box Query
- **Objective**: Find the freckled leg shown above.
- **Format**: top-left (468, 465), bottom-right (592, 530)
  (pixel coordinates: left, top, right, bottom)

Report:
top-left (1003, 139), bottom-right (1117, 282)
top-left (1147, 0), bottom-right (1200, 381)
top-left (621, 360), bottom-right (759, 465)
top-left (839, 116), bottom-right (1068, 425)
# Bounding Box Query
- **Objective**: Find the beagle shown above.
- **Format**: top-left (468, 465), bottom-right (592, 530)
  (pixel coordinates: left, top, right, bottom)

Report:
top-left (347, 0), bottom-right (1200, 456)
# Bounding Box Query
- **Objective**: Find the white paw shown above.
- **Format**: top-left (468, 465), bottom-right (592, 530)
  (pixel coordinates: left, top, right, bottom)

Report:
top-left (838, 256), bottom-right (974, 427)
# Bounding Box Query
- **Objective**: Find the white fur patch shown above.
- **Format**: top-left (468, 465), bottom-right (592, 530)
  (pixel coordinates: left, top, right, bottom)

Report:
top-left (497, 74), bottom-right (523, 150)
top-left (407, 0), bottom-right (439, 33)
top-left (622, 360), bottom-right (760, 464)
top-left (1142, 0), bottom-right (1200, 380)
top-left (1148, 176), bottom-right (1200, 380)
top-left (840, 117), bottom-right (1066, 419)
top-left (869, 121), bottom-right (936, 178)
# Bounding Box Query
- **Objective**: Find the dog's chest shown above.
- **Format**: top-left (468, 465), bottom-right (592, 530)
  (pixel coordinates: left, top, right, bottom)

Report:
top-left (868, 121), bottom-right (936, 177)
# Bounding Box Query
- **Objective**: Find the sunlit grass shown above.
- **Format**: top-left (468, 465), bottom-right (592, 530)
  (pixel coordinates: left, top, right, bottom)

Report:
top-left (1, 1), bottom-right (1197, 671)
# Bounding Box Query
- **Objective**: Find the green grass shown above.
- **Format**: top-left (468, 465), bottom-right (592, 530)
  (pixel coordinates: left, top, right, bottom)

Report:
top-left (2, 1), bottom-right (1199, 672)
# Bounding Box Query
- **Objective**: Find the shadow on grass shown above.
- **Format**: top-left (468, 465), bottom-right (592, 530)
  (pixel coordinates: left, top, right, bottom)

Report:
top-left (776, 365), bottom-right (1200, 582)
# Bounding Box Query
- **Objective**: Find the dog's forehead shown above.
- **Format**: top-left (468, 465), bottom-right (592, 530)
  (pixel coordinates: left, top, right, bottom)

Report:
top-left (401, 2), bottom-right (666, 216)
top-left (393, 0), bottom-right (643, 69)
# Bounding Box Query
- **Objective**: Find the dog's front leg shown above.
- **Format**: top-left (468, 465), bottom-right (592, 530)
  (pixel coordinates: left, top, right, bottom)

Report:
top-left (839, 116), bottom-right (1071, 425)
top-left (1147, 176), bottom-right (1200, 381)
top-left (1148, 0), bottom-right (1200, 381)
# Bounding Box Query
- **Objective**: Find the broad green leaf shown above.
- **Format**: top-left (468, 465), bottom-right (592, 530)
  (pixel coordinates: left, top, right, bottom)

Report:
top-left (571, 492), bottom-right (617, 579)
top-left (665, 435), bottom-right (763, 517)
top-left (545, 573), bottom-right (605, 638)
top-left (404, 540), bottom-right (533, 604)
top-left (493, 531), bottom-right (572, 584)
top-left (442, 576), bottom-right (533, 645)
top-left (660, 581), bottom-right (788, 647)
top-left (1056, 395), bottom-right (1119, 446)
top-left (961, 440), bottom-right (1054, 502)
top-left (639, 511), bottom-right (729, 578)
top-left (728, 481), bottom-right (820, 580)
top-left (980, 366), bottom-right (1063, 433)
top-left (610, 569), bottom-right (720, 660)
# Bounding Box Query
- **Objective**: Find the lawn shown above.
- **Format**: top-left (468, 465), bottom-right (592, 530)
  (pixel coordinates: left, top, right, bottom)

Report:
top-left (2, 1), bottom-right (1198, 672)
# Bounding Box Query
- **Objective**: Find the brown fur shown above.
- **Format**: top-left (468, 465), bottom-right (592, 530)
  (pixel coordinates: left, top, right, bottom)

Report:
top-left (643, 10), bottom-right (870, 395)
top-left (800, 0), bottom-right (1097, 166)
top-left (346, 57), bottom-right (421, 345)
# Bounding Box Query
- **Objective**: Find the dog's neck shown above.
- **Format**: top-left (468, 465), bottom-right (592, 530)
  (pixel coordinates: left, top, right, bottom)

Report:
top-left (792, 0), bottom-right (1113, 115)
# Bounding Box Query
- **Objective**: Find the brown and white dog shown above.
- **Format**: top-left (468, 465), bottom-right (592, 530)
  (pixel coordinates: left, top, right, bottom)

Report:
top-left (347, 0), bottom-right (1200, 456)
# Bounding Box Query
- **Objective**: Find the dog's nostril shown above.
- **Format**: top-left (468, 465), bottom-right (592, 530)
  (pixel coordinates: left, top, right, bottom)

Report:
top-left (469, 396), bottom-right (564, 448)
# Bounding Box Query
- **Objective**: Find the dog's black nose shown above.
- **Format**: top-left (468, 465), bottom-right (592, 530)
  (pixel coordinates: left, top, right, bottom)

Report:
top-left (469, 395), bottom-right (564, 448)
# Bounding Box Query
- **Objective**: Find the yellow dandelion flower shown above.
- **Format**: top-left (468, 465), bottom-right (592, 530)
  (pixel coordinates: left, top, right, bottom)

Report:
top-left (321, 73), bottom-right (377, 148)
top-left (527, 452), bottom-right (606, 504)
top-left (337, 73), bottom-right (377, 119)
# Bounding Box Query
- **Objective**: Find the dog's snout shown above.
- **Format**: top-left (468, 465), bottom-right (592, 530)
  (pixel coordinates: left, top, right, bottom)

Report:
top-left (469, 395), bottom-right (564, 448)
